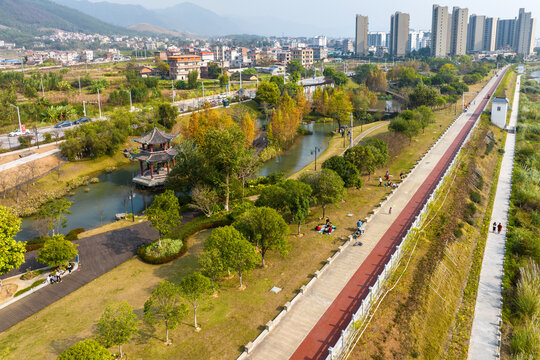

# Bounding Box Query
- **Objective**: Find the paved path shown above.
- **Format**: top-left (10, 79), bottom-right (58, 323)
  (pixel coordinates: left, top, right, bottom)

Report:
top-left (0, 222), bottom-right (158, 333)
top-left (247, 67), bottom-right (508, 360)
top-left (0, 148), bottom-right (60, 172)
top-left (467, 73), bottom-right (520, 360)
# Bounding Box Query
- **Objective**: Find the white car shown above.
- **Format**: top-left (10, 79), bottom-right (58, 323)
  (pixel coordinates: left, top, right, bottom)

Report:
top-left (8, 129), bottom-right (27, 137)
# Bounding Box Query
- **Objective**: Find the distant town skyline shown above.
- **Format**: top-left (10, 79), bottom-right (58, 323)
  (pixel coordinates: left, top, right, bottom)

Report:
top-left (89, 0), bottom-right (540, 37)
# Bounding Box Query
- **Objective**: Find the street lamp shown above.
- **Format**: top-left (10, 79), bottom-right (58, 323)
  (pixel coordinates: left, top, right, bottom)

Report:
top-left (311, 146), bottom-right (321, 171)
top-left (33, 126), bottom-right (39, 149)
top-left (9, 104), bottom-right (22, 133)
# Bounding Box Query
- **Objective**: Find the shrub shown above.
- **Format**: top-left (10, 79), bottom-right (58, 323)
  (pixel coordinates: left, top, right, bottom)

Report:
top-left (138, 215), bottom-right (233, 264)
top-left (140, 238), bottom-right (183, 259)
top-left (25, 236), bottom-right (50, 251)
top-left (470, 191), bottom-right (481, 204)
top-left (14, 279), bottom-right (45, 297)
top-left (65, 228), bottom-right (85, 241)
top-left (510, 319), bottom-right (540, 358)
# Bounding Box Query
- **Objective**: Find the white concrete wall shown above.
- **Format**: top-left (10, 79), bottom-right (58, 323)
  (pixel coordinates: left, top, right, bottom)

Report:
top-left (491, 103), bottom-right (507, 129)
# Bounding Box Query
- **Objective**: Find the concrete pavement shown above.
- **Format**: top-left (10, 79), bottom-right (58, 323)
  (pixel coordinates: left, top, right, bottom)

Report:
top-left (0, 148), bottom-right (60, 172)
top-left (246, 67), bottom-right (508, 360)
top-left (467, 73), bottom-right (520, 360)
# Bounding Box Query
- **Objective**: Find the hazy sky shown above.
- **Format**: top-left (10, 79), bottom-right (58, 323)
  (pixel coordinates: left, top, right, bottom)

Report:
top-left (90, 0), bottom-right (540, 37)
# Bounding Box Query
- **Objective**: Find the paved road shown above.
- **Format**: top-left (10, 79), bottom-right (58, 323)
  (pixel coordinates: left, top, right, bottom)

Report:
top-left (246, 67), bottom-right (508, 360)
top-left (0, 222), bottom-right (158, 333)
top-left (0, 148), bottom-right (60, 172)
top-left (467, 73), bottom-right (520, 360)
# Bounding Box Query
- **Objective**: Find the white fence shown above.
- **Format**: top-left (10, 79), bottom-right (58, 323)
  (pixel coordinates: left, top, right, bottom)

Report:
top-left (325, 68), bottom-right (506, 360)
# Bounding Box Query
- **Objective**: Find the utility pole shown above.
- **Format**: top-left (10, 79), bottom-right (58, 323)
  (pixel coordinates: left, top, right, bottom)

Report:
top-left (239, 66), bottom-right (242, 90)
top-left (97, 88), bottom-right (102, 119)
top-left (78, 75), bottom-right (82, 95)
top-left (10, 104), bottom-right (22, 132)
top-left (202, 81), bottom-right (205, 98)
top-left (129, 91), bottom-right (133, 112)
top-left (83, 101), bottom-right (86, 117)
top-left (33, 126), bottom-right (39, 149)
top-left (171, 80), bottom-right (175, 102)
top-left (40, 74), bottom-right (45, 98)
top-left (350, 112), bottom-right (354, 148)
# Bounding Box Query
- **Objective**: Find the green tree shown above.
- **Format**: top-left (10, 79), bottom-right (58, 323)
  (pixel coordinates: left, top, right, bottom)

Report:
top-left (144, 281), bottom-right (188, 343)
top-left (389, 117), bottom-right (421, 144)
top-left (37, 235), bottom-right (78, 267)
top-left (38, 199), bottom-right (72, 236)
top-left (286, 60), bottom-right (305, 75)
top-left (353, 64), bottom-right (376, 84)
top-left (178, 273), bottom-right (212, 330)
top-left (207, 62), bottom-right (221, 79)
top-left (187, 70), bottom-right (199, 90)
top-left (156, 61), bottom-right (170, 78)
top-left (57, 339), bottom-right (112, 360)
top-left (234, 207), bottom-right (289, 265)
top-left (299, 169), bottom-right (345, 218)
top-left (0, 206), bottom-right (25, 291)
top-left (415, 105), bottom-right (435, 133)
top-left (255, 184), bottom-right (287, 210)
top-left (328, 90), bottom-right (353, 128)
top-left (156, 103), bottom-right (178, 129)
top-left (281, 179), bottom-right (312, 234)
top-left (408, 83), bottom-right (438, 108)
top-left (322, 156), bottom-right (362, 188)
top-left (256, 81), bottom-right (280, 109)
top-left (345, 145), bottom-right (377, 178)
top-left (96, 302), bottom-right (138, 358)
top-left (146, 190), bottom-right (182, 246)
top-left (198, 248), bottom-right (224, 291)
top-left (218, 74), bottom-right (229, 88)
top-left (201, 126), bottom-right (248, 211)
top-left (204, 226), bottom-right (260, 288)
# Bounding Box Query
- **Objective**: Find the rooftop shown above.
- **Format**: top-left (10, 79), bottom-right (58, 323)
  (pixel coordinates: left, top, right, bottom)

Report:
top-left (132, 127), bottom-right (178, 145)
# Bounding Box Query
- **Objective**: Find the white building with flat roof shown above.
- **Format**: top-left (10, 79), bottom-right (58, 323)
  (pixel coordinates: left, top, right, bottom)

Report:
top-left (491, 97), bottom-right (509, 129)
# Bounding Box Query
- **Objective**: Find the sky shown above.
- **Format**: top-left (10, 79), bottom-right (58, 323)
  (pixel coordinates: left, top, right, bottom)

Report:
top-left (90, 0), bottom-right (540, 37)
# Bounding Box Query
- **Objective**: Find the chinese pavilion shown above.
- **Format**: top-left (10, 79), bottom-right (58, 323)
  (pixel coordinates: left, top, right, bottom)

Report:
top-left (130, 127), bottom-right (178, 187)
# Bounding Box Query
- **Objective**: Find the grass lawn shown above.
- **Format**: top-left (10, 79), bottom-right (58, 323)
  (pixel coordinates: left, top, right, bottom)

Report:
top-left (0, 91), bottom-right (464, 359)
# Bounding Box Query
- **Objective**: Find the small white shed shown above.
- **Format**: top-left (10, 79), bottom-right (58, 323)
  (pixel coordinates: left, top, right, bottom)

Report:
top-left (491, 97), bottom-right (510, 129)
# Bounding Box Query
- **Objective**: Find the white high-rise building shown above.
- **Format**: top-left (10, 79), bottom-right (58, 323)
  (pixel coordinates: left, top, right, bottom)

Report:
top-left (355, 14), bottom-right (369, 56)
top-left (450, 6), bottom-right (469, 56)
top-left (389, 11), bottom-right (410, 56)
top-left (483, 17), bottom-right (498, 52)
top-left (514, 8), bottom-right (536, 56)
top-left (409, 31), bottom-right (430, 51)
top-left (467, 14), bottom-right (486, 52)
top-left (431, 4), bottom-right (450, 57)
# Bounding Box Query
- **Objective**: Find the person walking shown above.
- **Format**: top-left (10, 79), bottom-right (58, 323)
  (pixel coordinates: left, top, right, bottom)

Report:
top-left (389, 207), bottom-right (393, 214)
top-left (492, 222), bottom-right (497, 232)
top-left (497, 223), bottom-right (502, 234)
top-left (379, 177), bottom-right (383, 186)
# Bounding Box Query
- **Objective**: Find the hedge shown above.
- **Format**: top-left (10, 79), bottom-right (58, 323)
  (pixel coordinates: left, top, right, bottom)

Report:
top-left (14, 279), bottom-right (46, 297)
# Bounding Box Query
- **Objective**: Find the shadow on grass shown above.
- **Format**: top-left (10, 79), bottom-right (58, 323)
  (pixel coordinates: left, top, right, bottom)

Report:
top-left (49, 335), bottom-right (85, 355)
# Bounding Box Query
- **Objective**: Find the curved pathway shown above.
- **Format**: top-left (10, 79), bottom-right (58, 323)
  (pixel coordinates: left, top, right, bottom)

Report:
top-left (247, 67), bottom-right (508, 360)
top-left (0, 222), bottom-right (157, 333)
top-left (467, 72), bottom-right (520, 360)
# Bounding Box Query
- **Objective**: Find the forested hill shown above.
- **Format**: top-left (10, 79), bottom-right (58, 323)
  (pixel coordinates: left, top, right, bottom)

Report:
top-left (0, 0), bottom-right (131, 37)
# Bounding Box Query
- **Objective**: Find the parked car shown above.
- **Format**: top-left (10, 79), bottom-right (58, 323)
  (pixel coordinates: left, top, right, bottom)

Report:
top-left (8, 128), bottom-right (27, 137)
top-left (54, 121), bottom-right (74, 128)
top-left (74, 117), bottom-right (91, 125)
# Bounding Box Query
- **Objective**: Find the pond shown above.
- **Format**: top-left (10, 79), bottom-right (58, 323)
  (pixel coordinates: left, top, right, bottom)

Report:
top-left (17, 118), bottom-right (367, 241)
top-left (16, 163), bottom-right (155, 241)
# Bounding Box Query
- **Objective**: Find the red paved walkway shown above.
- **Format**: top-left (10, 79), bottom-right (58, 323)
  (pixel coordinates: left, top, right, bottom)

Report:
top-left (290, 70), bottom-right (507, 360)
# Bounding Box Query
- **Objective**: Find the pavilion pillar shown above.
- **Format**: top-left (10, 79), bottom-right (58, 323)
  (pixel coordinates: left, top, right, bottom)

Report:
top-left (172, 158), bottom-right (176, 166)
top-left (150, 164), bottom-right (154, 179)
top-left (166, 161), bottom-right (170, 174)
top-left (139, 161), bottom-right (144, 176)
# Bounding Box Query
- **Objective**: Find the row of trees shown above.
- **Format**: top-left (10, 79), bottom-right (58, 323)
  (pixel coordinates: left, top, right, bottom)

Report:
top-left (60, 109), bottom-right (155, 160)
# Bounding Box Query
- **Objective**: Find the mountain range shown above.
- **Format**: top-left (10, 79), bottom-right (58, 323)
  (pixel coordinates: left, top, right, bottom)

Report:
top-left (51, 0), bottom-right (331, 37)
top-left (0, 0), bottom-right (130, 36)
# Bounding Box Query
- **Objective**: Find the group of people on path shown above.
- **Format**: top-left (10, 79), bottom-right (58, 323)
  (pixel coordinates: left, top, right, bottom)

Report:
top-left (492, 222), bottom-right (504, 234)
top-left (45, 263), bottom-right (74, 285)
top-left (379, 170), bottom-right (403, 189)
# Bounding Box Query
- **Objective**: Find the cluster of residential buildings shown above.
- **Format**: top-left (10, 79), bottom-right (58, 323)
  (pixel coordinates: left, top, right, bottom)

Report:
top-left (355, 6), bottom-right (536, 58)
